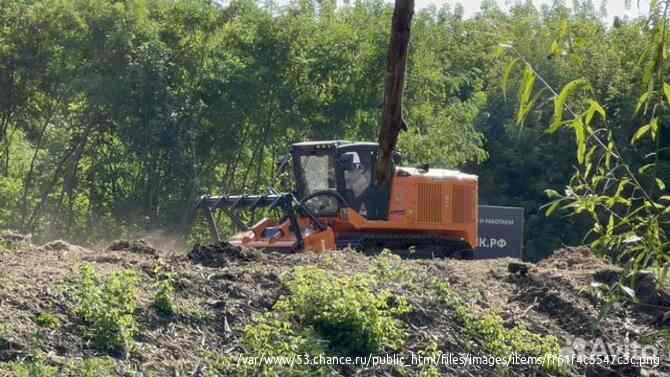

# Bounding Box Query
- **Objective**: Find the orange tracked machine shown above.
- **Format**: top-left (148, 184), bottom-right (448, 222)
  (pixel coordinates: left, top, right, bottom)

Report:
top-left (195, 140), bottom-right (478, 258)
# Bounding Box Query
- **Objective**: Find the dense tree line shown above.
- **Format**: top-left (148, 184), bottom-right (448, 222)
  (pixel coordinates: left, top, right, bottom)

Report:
top-left (0, 0), bottom-right (656, 259)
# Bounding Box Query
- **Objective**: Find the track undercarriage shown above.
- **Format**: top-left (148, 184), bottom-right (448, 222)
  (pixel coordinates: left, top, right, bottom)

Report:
top-left (336, 233), bottom-right (473, 259)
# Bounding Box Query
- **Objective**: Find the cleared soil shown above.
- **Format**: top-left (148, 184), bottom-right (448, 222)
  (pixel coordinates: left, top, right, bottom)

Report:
top-left (0, 235), bottom-right (668, 376)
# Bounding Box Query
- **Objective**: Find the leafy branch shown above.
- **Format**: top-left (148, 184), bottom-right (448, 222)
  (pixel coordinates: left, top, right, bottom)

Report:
top-left (501, 1), bottom-right (670, 300)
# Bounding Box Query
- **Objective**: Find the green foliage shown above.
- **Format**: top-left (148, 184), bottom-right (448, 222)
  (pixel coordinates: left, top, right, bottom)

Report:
top-left (416, 342), bottom-right (444, 377)
top-left (502, 57), bottom-right (521, 101)
top-left (368, 249), bottom-right (415, 285)
top-left (6, 357), bottom-right (115, 377)
top-left (432, 278), bottom-right (564, 373)
top-left (474, 313), bottom-right (561, 365)
top-left (0, 130), bottom-right (35, 230)
top-left (397, 92), bottom-right (487, 167)
top-left (0, 322), bottom-right (9, 348)
top-left (35, 313), bottom-right (60, 329)
top-left (505, 0), bottom-right (670, 302)
top-left (418, 367), bottom-right (442, 377)
top-left (11, 359), bottom-right (57, 377)
top-left (73, 264), bottom-right (140, 353)
top-left (0, 239), bottom-right (11, 253)
top-left (516, 64), bottom-right (537, 127)
top-left (153, 275), bottom-right (176, 317)
top-left (548, 79), bottom-right (592, 133)
top-left (476, 2), bottom-right (644, 260)
top-left (71, 357), bottom-right (115, 377)
top-left (235, 317), bottom-right (334, 377)
top-left (276, 266), bottom-right (411, 356)
top-left (394, 12), bottom-right (489, 167)
top-left (214, 265), bottom-right (411, 376)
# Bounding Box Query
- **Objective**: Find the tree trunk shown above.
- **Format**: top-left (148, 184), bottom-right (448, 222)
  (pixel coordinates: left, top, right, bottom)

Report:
top-left (374, 0), bottom-right (414, 187)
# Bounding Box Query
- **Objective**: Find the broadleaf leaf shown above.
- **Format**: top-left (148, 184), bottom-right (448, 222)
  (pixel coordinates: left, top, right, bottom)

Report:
top-left (550, 79), bottom-right (591, 133)
top-left (631, 124), bottom-right (651, 143)
top-left (502, 58), bottom-right (520, 101)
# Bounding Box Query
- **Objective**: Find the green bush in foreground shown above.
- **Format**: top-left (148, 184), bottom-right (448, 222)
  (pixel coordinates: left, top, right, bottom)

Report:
top-left (0, 323), bottom-right (9, 347)
top-left (433, 279), bottom-right (565, 374)
top-left (213, 266), bottom-right (411, 376)
top-left (276, 266), bottom-right (411, 356)
top-left (5, 357), bottom-right (115, 377)
top-left (11, 359), bottom-right (57, 377)
top-left (74, 264), bottom-right (140, 353)
top-left (35, 313), bottom-right (60, 329)
top-left (213, 259), bottom-right (566, 376)
top-left (153, 277), bottom-right (176, 317)
top-left (72, 357), bottom-right (115, 377)
top-left (238, 316), bottom-right (333, 377)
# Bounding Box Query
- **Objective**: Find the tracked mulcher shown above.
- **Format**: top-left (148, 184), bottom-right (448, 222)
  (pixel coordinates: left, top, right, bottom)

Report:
top-left (194, 140), bottom-right (478, 258)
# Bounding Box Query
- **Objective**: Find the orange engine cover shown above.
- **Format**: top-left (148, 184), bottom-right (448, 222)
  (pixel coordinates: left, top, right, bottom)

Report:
top-left (330, 166), bottom-right (478, 249)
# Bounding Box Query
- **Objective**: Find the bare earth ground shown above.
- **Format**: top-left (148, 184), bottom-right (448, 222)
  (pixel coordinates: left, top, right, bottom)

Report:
top-left (0, 234), bottom-right (669, 376)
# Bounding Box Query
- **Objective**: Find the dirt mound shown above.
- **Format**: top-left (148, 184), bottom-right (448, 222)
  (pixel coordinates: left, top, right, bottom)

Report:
top-left (39, 239), bottom-right (79, 252)
top-left (0, 230), bottom-right (31, 246)
top-left (536, 246), bottom-right (609, 270)
top-left (188, 242), bottom-right (261, 266)
top-left (431, 251), bottom-right (669, 376)
top-left (40, 240), bottom-right (71, 251)
top-left (537, 246), bottom-right (670, 314)
top-left (107, 239), bottom-right (158, 255)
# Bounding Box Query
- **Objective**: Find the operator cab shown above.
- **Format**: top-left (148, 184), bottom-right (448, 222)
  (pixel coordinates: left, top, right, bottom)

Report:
top-left (290, 140), bottom-right (391, 220)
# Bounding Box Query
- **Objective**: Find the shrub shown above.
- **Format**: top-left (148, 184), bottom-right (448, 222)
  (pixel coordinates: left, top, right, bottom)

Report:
top-left (0, 239), bottom-right (10, 252)
top-left (432, 278), bottom-right (564, 373)
top-left (0, 323), bottom-right (9, 349)
top-left (418, 367), bottom-right (441, 377)
top-left (215, 266), bottom-right (411, 376)
top-left (368, 250), bottom-right (415, 285)
top-left (275, 266), bottom-right (410, 356)
top-left (35, 313), bottom-right (60, 329)
top-left (153, 277), bottom-right (176, 317)
top-left (207, 315), bottom-right (332, 377)
top-left (12, 360), bottom-right (57, 377)
top-left (72, 357), bottom-right (115, 377)
top-left (474, 312), bottom-right (561, 360)
top-left (74, 264), bottom-right (140, 353)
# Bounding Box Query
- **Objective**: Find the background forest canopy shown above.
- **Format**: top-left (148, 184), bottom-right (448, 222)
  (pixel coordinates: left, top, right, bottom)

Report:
top-left (0, 0), bottom-right (656, 259)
